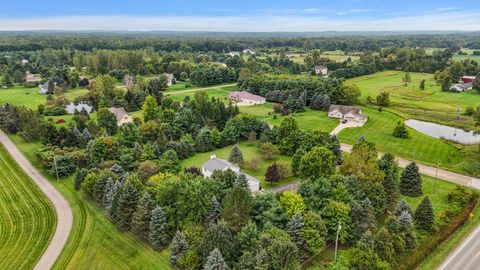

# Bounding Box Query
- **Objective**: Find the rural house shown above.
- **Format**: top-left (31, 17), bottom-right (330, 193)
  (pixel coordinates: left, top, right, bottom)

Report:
top-left (202, 155), bottom-right (260, 192)
top-left (38, 81), bottom-right (51, 94)
top-left (108, 107), bottom-right (133, 126)
top-left (228, 91), bottom-right (266, 106)
top-left (313, 65), bottom-right (328, 76)
top-left (328, 105), bottom-right (368, 125)
top-left (450, 83), bottom-right (473, 92)
top-left (228, 51), bottom-right (240, 57)
top-left (66, 102), bottom-right (93, 114)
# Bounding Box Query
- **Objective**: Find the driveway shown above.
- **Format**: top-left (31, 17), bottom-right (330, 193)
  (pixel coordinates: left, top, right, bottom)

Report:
top-left (330, 120), bottom-right (364, 136)
top-left (0, 130), bottom-right (73, 270)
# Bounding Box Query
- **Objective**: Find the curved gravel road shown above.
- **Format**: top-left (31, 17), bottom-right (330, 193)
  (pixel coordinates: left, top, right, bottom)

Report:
top-left (0, 130), bottom-right (73, 270)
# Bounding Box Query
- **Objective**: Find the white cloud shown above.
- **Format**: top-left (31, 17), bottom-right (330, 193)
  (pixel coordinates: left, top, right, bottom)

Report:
top-left (0, 11), bottom-right (479, 31)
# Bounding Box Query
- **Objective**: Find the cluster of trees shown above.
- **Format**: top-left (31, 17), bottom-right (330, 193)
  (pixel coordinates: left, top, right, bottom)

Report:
top-left (435, 60), bottom-right (480, 91)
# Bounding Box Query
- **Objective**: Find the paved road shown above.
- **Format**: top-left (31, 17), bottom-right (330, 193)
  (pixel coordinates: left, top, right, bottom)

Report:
top-left (0, 130), bottom-right (73, 270)
top-left (438, 225), bottom-right (480, 270)
top-left (165, 83), bottom-right (237, 96)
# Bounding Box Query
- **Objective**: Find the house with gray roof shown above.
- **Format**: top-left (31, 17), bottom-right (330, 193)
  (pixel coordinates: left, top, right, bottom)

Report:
top-left (66, 102), bottom-right (93, 114)
top-left (164, 73), bottom-right (177, 86)
top-left (202, 155), bottom-right (260, 192)
top-left (108, 107), bottom-right (133, 126)
top-left (328, 105), bottom-right (368, 125)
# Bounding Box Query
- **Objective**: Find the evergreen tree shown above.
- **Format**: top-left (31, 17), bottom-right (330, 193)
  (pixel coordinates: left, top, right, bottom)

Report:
top-left (291, 149), bottom-right (305, 176)
top-left (97, 108), bottom-right (118, 135)
top-left (398, 210), bottom-right (413, 227)
top-left (74, 168), bottom-right (88, 190)
top-left (115, 181), bottom-right (140, 231)
top-left (393, 121), bottom-right (409, 138)
top-left (203, 248), bottom-right (229, 270)
top-left (222, 187), bottom-right (252, 233)
top-left (142, 95), bottom-right (159, 122)
top-left (321, 95), bottom-right (331, 111)
top-left (374, 228), bottom-right (395, 262)
top-left (72, 126), bottom-right (84, 146)
top-left (149, 206), bottom-right (168, 251)
top-left (205, 195), bottom-right (221, 227)
top-left (383, 173), bottom-right (399, 212)
top-left (395, 200), bottom-right (412, 217)
top-left (198, 221), bottom-right (235, 265)
top-left (110, 164), bottom-right (124, 177)
top-left (400, 224), bottom-right (418, 250)
top-left (103, 180), bottom-right (122, 218)
top-left (287, 212), bottom-right (307, 256)
top-left (310, 94), bottom-right (323, 110)
top-left (400, 162), bottom-right (422, 196)
top-left (234, 173), bottom-right (249, 190)
top-left (132, 192), bottom-right (156, 240)
top-left (419, 79), bottom-right (425, 90)
top-left (350, 199), bottom-right (377, 243)
top-left (170, 231), bottom-right (189, 266)
top-left (414, 196), bottom-right (435, 232)
top-left (82, 127), bottom-right (92, 141)
top-left (228, 144), bottom-right (244, 164)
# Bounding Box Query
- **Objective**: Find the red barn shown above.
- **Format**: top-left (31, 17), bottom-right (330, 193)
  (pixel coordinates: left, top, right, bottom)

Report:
top-left (461, 76), bottom-right (476, 84)
top-left (57, 118), bottom-right (65, 124)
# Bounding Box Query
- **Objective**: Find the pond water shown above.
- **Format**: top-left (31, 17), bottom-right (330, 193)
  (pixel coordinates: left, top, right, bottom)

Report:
top-left (405, 119), bottom-right (480, 144)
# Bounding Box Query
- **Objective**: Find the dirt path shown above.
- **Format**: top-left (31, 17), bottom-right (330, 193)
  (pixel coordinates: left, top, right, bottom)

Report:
top-left (165, 83), bottom-right (237, 96)
top-left (0, 130), bottom-right (73, 270)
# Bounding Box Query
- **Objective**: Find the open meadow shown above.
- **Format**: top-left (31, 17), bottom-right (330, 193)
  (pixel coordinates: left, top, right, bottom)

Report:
top-left (0, 86), bottom-right (88, 109)
top-left (0, 144), bottom-right (56, 270)
top-left (9, 136), bottom-right (172, 270)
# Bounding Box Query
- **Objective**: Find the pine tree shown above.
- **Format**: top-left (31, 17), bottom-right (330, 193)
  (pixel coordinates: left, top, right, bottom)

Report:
top-left (393, 121), bottom-right (409, 138)
top-left (383, 172), bottom-right (399, 212)
top-left (115, 181), bottom-right (140, 231)
top-left (82, 127), bottom-right (92, 141)
top-left (149, 206), bottom-right (168, 251)
top-left (400, 162), bottom-right (422, 196)
top-left (400, 224), bottom-right (417, 250)
top-left (132, 192), bottom-right (156, 240)
top-left (291, 149), bottom-right (305, 176)
top-left (74, 168), bottom-right (88, 190)
top-left (414, 196), bottom-right (435, 232)
top-left (170, 231), bottom-right (189, 266)
top-left (103, 180), bottom-right (121, 218)
top-left (395, 200), bottom-right (412, 217)
top-left (234, 173), bottom-right (249, 190)
top-left (110, 164), bottom-right (124, 177)
top-left (72, 126), bottom-right (83, 146)
top-left (287, 212), bottom-right (307, 256)
top-left (398, 210), bottom-right (413, 227)
top-left (321, 95), bottom-right (331, 111)
top-left (265, 162), bottom-right (281, 183)
top-left (205, 195), bottom-right (221, 227)
top-left (419, 79), bottom-right (425, 90)
top-left (203, 248), bottom-right (229, 270)
top-left (350, 199), bottom-right (377, 243)
top-left (374, 228), bottom-right (395, 262)
top-left (228, 144), bottom-right (244, 164)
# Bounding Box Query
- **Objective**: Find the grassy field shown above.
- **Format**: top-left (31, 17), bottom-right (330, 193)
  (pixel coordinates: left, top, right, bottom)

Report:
top-left (9, 136), bottom-right (172, 270)
top-left (453, 49), bottom-right (480, 62)
top-left (0, 143), bottom-right (56, 270)
top-left (0, 86), bottom-right (88, 109)
top-left (346, 70), bottom-right (480, 130)
top-left (181, 141), bottom-right (295, 188)
top-left (169, 88), bottom-right (231, 103)
top-left (337, 107), bottom-right (462, 168)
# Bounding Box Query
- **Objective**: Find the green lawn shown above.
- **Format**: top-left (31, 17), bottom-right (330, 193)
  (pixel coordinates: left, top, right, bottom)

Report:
top-left (337, 107), bottom-right (462, 168)
top-left (0, 86), bottom-right (88, 109)
top-left (0, 143), bottom-right (56, 270)
top-left (346, 70), bottom-right (480, 130)
top-left (169, 88), bottom-right (231, 104)
top-left (181, 141), bottom-right (296, 189)
top-left (9, 135), bottom-right (172, 270)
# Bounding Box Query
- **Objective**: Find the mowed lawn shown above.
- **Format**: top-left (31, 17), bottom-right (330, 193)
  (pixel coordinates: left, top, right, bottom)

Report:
top-left (181, 141), bottom-right (296, 188)
top-left (0, 86), bottom-right (88, 109)
top-left (9, 136), bottom-right (172, 270)
top-left (337, 107), bottom-right (462, 167)
top-left (168, 88), bottom-right (232, 104)
top-left (240, 104), bottom-right (339, 133)
top-left (346, 70), bottom-right (480, 129)
top-left (0, 143), bottom-right (56, 270)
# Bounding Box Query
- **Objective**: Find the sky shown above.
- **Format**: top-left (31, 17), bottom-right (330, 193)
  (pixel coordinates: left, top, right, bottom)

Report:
top-left (0, 0), bottom-right (479, 32)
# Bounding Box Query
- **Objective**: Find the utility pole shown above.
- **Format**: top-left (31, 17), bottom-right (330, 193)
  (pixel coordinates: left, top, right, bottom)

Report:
top-left (334, 222), bottom-right (342, 261)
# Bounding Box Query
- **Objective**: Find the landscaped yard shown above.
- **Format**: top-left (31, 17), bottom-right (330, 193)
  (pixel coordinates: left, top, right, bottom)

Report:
top-left (0, 86), bottom-right (88, 109)
top-left (346, 70), bottom-right (480, 130)
top-left (9, 135), bottom-right (172, 270)
top-left (180, 141), bottom-right (296, 189)
top-left (169, 88), bottom-right (232, 103)
top-left (0, 143), bottom-right (56, 270)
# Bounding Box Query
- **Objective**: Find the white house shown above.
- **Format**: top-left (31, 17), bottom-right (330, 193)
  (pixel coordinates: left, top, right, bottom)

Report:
top-left (313, 65), bottom-right (328, 76)
top-left (243, 49), bottom-right (255, 55)
top-left (202, 155), bottom-right (260, 192)
top-left (108, 107), bottom-right (133, 126)
top-left (328, 105), bottom-right (368, 125)
top-left (66, 102), bottom-right (93, 114)
top-left (228, 91), bottom-right (266, 106)
top-left (21, 59), bottom-right (29, 65)
top-left (450, 83), bottom-right (473, 92)
top-left (38, 81), bottom-right (50, 94)
top-left (228, 51), bottom-right (240, 57)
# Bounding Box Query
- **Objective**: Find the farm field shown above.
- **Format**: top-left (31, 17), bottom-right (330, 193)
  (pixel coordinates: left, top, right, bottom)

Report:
top-left (181, 141), bottom-right (295, 188)
top-left (346, 70), bottom-right (480, 130)
top-left (0, 86), bottom-right (88, 109)
top-left (9, 135), bottom-right (172, 270)
top-left (0, 143), bottom-right (56, 270)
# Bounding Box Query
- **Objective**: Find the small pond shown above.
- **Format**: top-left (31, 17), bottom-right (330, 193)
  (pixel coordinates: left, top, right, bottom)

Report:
top-left (405, 119), bottom-right (480, 144)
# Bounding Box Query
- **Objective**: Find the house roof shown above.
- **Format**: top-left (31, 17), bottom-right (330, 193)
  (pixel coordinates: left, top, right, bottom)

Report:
top-left (164, 73), bottom-right (175, 82)
top-left (452, 83), bottom-right (473, 90)
top-left (329, 105), bottom-right (367, 120)
top-left (108, 107), bottom-right (130, 123)
top-left (229, 91), bottom-right (265, 102)
top-left (202, 157), bottom-right (238, 172)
